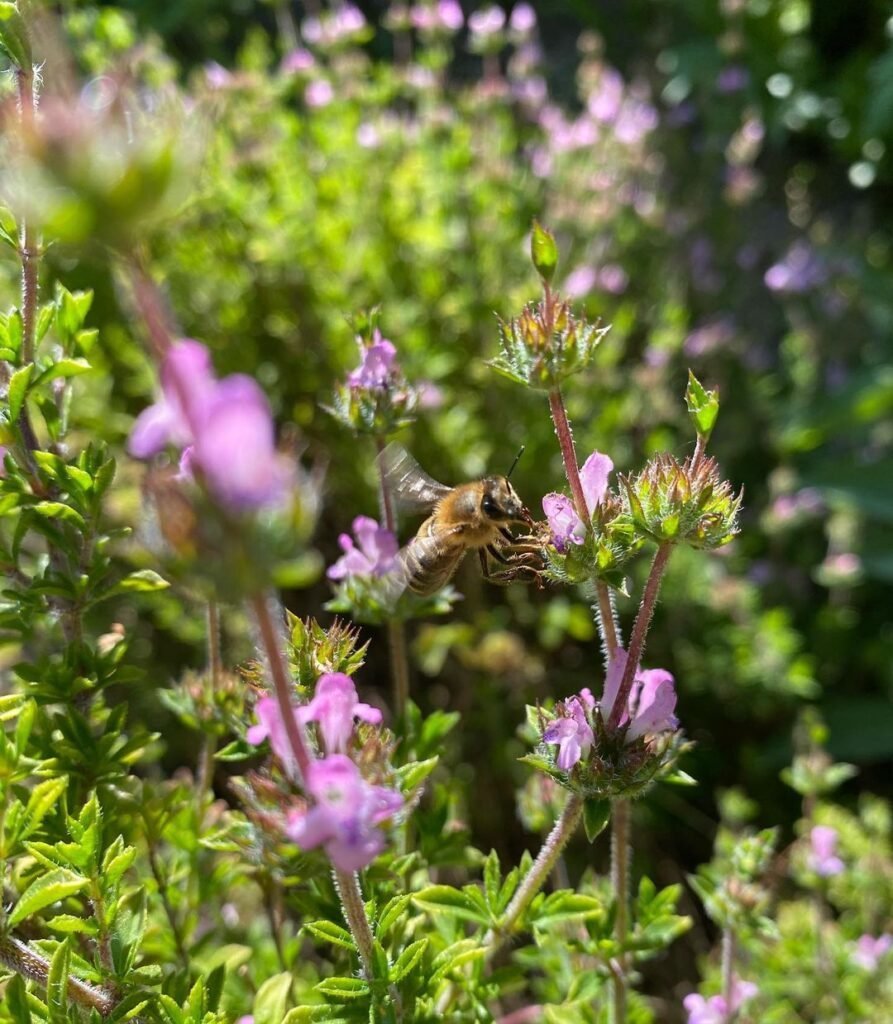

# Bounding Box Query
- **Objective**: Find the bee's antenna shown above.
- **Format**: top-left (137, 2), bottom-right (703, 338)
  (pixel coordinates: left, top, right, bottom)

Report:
top-left (507, 446), bottom-right (525, 481)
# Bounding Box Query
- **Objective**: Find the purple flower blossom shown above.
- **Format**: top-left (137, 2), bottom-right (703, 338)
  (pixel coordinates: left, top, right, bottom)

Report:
top-left (587, 68), bottom-right (624, 123)
top-left (542, 451), bottom-right (613, 551)
top-left (564, 265), bottom-right (598, 298)
top-left (716, 65), bottom-right (749, 94)
top-left (412, 1), bottom-right (463, 32)
top-left (852, 933), bottom-right (893, 970)
top-left (191, 375), bottom-right (292, 510)
top-left (305, 79), bottom-right (334, 107)
top-left (128, 340), bottom-right (292, 512)
top-left (327, 516), bottom-right (400, 581)
top-left (683, 978), bottom-right (758, 1024)
top-left (509, 3), bottom-right (537, 35)
top-left (437, 0), bottom-right (464, 31)
top-left (600, 648), bottom-right (678, 743)
top-left (286, 754), bottom-right (403, 872)
top-left (297, 672), bottom-right (382, 752)
top-left (808, 825), bottom-right (844, 877)
top-left (468, 5), bottom-right (506, 37)
top-left (598, 264), bottom-right (629, 294)
top-left (247, 696), bottom-right (303, 771)
top-left (543, 689), bottom-right (595, 771)
top-left (204, 62), bottom-right (233, 90)
top-left (280, 48), bottom-right (315, 74)
top-left (347, 329), bottom-right (398, 390)
top-left (356, 122), bottom-right (380, 148)
top-left (764, 241), bottom-right (825, 294)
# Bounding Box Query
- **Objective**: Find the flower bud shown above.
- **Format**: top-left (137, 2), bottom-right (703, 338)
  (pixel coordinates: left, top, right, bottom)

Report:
top-left (530, 220), bottom-right (558, 284)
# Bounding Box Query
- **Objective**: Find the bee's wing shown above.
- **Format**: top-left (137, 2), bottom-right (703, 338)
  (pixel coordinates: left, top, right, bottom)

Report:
top-left (378, 442), bottom-right (452, 515)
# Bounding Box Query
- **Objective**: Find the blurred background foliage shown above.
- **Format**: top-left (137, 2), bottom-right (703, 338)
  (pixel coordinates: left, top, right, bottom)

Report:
top-left (4, 0), bottom-right (893, 995)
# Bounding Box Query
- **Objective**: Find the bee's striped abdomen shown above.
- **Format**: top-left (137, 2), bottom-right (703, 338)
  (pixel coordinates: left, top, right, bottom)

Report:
top-left (400, 518), bottom-right (465, 596)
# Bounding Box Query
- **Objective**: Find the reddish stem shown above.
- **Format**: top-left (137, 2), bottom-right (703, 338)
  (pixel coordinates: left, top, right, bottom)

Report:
top-left (548, 387), bottom-right (589, 525)
top-left (605, 543), bottom-right (672, 733)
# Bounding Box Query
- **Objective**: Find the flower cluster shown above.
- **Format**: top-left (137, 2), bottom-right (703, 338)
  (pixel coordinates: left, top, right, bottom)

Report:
top-left (542, 451), bottom-right (613, 551)
top-left (327, 323), bottom-right (429, 435)
top-left (622, 453), bottom-right (742, 549)
top-left (129, 339), bottom-right (293, 512)
top-left (534, 648), bottom-right (681, 800)
top-left (491, 293), bottom-right (609, 390)
top-left (807, 824), bottom-right (844, 877)
top-left (327, 516), bottom-right (399, 582)
top-left (247, 671), bottom-right (401, 872)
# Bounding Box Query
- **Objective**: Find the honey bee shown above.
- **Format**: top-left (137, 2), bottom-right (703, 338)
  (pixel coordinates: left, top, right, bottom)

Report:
top-left (379, 444), bottom-right (545, 596)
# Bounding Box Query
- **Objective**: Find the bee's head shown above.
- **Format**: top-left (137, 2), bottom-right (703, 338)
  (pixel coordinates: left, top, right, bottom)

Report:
top-left (480, 477), bottom-right (532, 525)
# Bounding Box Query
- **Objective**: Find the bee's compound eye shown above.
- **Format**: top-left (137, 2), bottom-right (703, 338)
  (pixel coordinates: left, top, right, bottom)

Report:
top-left (481, 495), bottom-right (500, 519)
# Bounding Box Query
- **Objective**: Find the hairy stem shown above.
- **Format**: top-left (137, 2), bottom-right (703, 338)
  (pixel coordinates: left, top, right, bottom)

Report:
top-left (596, 582), bottom-right (620, 658)
top-left (610, 799), bottom-right (630, 1023)
top-left (249, 593), bottom-right (314, 781)
top-left (0, 935), bottom-right (116, 1016)
top-left (692, 434), bottom-right (707, 473)
top-left (16, 68), bottom-right (38, 366)
top-left (332, 868), bottom-right (376, 978)
top-left (126, 256), bottom-right (174, 361)
top-left (548, 387), bottom-right (589, 525)
top-left (487, 795), bottom-right (584, 949)
top-left (375, 435), bottom-right (411, 715)
top-left (605, 543), bottom-right (672, 733)
top-left (720, 926), bottom-right (736, 1023)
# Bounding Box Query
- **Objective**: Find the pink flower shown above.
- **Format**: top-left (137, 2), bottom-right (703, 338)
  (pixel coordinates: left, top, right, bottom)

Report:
top-left (683, 979), bottom-right (758, 1024)
top-left (852, 933), bottom-right (893, 970)
top-left (436, 0), bottom-right (464, 31)
top-left (808, 825), bottom-right (844, 877)
top-left (247, 696), bottom-right (304, 772)
top-left (297, 673), bottom-right (382, 752)
top-left (468, 5), bottom-right (506, 37)
top-left (509, 3), bottom-right (536, 35)
top-left (191, 375), bottom-right (292, 510)
top-left (347, 329), bottom-right (398, 390)
top-left (543, 689), bottom-right (595, 771)
top-left (305, 79), bottom-right (334, 107)
top-left (286, 755), bottom-right (403, 872)
top-left (564, 265), bottom-right (598, 299)
top-left (542, 450), bottom-right (613, 551)
top-left (281, 48), bottom-right (315, 74)
top-left (600, 648), bottom-right (678, 743)
top-left (128, 340), bottom-right (293, 512)
top-left (327, 516), bottom-right (399, 580)
top-left (204, 62), bottom-right (233, 89)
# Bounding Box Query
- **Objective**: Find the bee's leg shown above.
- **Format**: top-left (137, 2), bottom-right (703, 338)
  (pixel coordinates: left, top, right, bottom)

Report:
top-left (478, 548), bottom-right (491, 578)
top-left (488, 564), bottom-right (547, 588)
top-left (499, 527), bottom-right (514, 543)
top-left (486, 544), bottom-right (512, 565)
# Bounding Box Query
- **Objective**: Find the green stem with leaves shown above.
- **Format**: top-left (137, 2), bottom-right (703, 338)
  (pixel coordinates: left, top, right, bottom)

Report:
top-left (0, 936), bottom-right (117, 1016)
top-left (486, 794), bottom-right (584, 950)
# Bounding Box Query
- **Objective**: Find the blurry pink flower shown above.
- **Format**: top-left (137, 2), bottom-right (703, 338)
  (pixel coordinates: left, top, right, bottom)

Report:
top-left (281, 48), bottom-right (315, 74)
top-left (853, 933), bottom-right (893, 970)
top-left (543, 689), bottom-right (595, 770)
top-left (437, 0), bottom-right (464, 31)
top-left (297, 673), bottom-right (382, 752)
top-left (286, 754), bottom-right (403, 871)
top-left (129, 340), bottom-right (292, 511)
top-left (587, 67), bottom-right (624, 122)
top-left (247, 696), bottom-right (303, 771)
top-left (564, 265), bottom-right (598, 298)
top-left (764, 241), bottom-right (825, 293)
top-left (469, 5), bottom-right (506, 37)
top-left (305, 79), bottom-right (334, 107)
top-left (356, 122), bottom-right (380, 148)
top-left (327, 516), bottom-right (400, 580)
top-left (416, 380), bottom-right (444, 409)
top-left (542, 450), bottom-right (613, 550)
top-left (204, 62), bottom-right (233, 89)
top-left (348, 329), bottom-right (398, 389)
top-left (509, 3), bottom-right (536, 35)
top-left (600, 648), bottom-right (678, 743)
top-left (683, 978), bottom-right (758, 1024)
top-left (808, 825), bottom-right (844, 877)
top-left (598, 264), bottom-right (629, 294)
top-left (716, 65), bottom-right (749, 93)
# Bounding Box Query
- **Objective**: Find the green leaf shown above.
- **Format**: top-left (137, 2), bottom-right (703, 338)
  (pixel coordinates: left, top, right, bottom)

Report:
top-left (253, 972), bottom-right (293, 1024)
top-left (303, 919), bottom-right (355, 951)
top-left (8, 868), bottom-right (89, 926)
top-left (413, 885), bottom-right (490, 924)
top-left (36, 303), bottom-right (56, 342)
top-left (314, 977), bottom-right (370, 1000)
top-left (46, 938), bottom-right (70, 1024)
top-left (484, 849), bottom-right (501, 907)
top-left (107, 569), bottom-right (170, 595)
top-left (20, 775), bottom-right (68, 840)
top-left (582, 799), bottom-right (611, 842)
top-left (685, 370), bottom-right (720, 439)
top-left (534, 891), bottom-right (604, 929)
top-left (0, 2), bottom-right (31, 68)
top-left (395, 756), bottom-right (439, 793)
top-left (0, 206), bottom-right (18, 249)
top-left (8, 363), bottom-right (32, 421)
top-left (531, 219), bottom-right (558, 283)
top-left (376, 894), bottom-right (411, 940)
top-left (4, 975), bottom-right (31, 1024)
top-left (37, 358), bottom-right (92, 384)
top-left (32, 501), bottom-right (86, 529)
top-left (390, 939), bottom-right (428, 983)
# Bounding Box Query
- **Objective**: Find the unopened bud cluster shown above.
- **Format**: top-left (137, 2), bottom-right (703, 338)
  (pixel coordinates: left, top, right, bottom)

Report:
top-left (622, 453), bottom-right (742, 549)
top-left (491, 295), bottom-right (609, 390)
